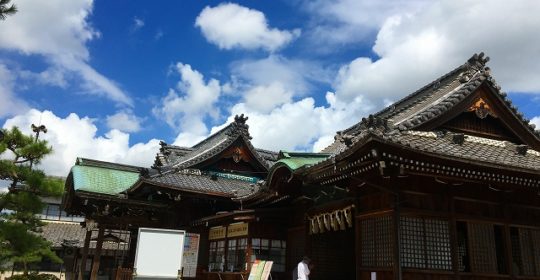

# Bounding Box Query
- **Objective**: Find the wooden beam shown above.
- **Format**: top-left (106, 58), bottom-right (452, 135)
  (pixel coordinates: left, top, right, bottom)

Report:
top-left (448, 196), bottom-right (460, 280)
top-left (90, 227), bottom-right (105, 279)
top-left (393, 194), bottom-right (402, 280)
top-left (78, 229), bottom-right (92, 280)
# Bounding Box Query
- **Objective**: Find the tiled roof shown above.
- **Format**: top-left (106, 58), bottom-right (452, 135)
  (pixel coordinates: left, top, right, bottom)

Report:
top-left (311, 128), bottom-right (540, 176)
top-left (143, 171), bottom-right (260, 197)
top-left (41, 222), bottom-right (86, 248)
top-left (152, 114), bottom-right (278, 170)
top-left (71, 164), bottom-right (139, 195)
top-left (40, 222), bottom-right (129, 250)
top-left (272, 151), bottom-right (330, 171)
top-left (322, 53), bottom-right (540, 154)
top-left (383, 130), bottom-right (540, 172)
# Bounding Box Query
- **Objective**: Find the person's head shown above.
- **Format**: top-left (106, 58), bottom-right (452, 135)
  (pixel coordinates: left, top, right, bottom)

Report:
top-left (302, 256), bottom-right (311, 264)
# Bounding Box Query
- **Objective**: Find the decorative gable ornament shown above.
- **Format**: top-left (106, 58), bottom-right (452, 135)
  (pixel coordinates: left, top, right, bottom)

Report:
top-left (232, 147), bottom-right (242, 163)
top-left (468, 97), bottom-right (497, 119)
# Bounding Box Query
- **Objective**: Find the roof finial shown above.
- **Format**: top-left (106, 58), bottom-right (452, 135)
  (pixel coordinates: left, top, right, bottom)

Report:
top-left (234, 114), bottom-right (248, 125)
top-left (467, 52), bottom-right (490, 68)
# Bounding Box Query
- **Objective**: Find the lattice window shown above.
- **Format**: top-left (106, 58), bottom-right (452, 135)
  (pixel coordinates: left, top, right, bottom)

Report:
top-left (226, 238), bottom-right (247, 272)
top-left (467, 223), bottom-right (497, 274)
top-left (400, 217), bottom-right (452, 270)
top-left (511, 227), bottom-right (540, 276)
top-left (425, 219), bottom-right (452, 270)
top-left (457, 222), bottom-right (470, 272)
top-left (209, 240), bottom-right (225, 271)
top-left (252, 238), bottom-right (286, 272)
top-left (360, 215), bottom-right (393, 267)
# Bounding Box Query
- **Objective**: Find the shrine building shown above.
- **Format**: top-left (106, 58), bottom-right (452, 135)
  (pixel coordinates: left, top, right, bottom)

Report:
top-left (61, 53), bottom-right (540, 280)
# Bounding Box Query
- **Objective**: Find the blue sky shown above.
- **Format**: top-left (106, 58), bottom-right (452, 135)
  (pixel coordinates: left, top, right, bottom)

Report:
top-left (1, 0), bottom-right (540, 176)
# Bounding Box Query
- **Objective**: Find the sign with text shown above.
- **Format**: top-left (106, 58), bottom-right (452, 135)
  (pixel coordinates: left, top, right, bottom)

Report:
top-left (134, 228), bottom-right (185, 279)
top-left (227, 222), bottom-right (248, 238)
top-left (209, 226), bottom-right (226, 240)
top-left (181, 233), bottom-right (200, 278)
top-left (248, 260), bottom-right (265, 280)
top-left (261, 261), bottom-right (273, 280)
top-left (247, 260), bottom-right (273, 280)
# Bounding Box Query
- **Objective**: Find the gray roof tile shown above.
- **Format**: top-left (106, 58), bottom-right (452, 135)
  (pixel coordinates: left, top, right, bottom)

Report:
top-left (147, 172), bottom-right (259, 197)
top-left (152, 115), bottom-right (278, 170)
top-left (321, 52), bottom-right (540, 154)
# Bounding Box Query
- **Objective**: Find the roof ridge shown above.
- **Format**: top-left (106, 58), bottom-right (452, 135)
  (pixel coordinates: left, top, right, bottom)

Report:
top-left (339, 52), bottom-right (489, 136)
top-left (403, 130), bottom-right (540, 157)
top-left (481, 74), bottom-right (540, 138)
top-left (76, 157), bottom-right (143, 172)
top-left (192, 114), bottom-right (251, 148)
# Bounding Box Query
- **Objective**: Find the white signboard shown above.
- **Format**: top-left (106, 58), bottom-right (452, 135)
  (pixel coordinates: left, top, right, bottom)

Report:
top-left (181, 233), bottom-right (200, 278)
top-left (134, 228), bottom-right (186, 279)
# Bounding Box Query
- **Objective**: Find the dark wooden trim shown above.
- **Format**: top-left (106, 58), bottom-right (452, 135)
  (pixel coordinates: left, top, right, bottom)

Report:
top-left (393, 193), bottom-right (402, 280)
top-left (90, 227), bottom-right (105, 280)
top-left (449, 195), bottom-right (460, 280)
top-left (78, 229), bottom-right (92, 280)
top-left (418, 84), bottom-right (540, 150)
top-left (504, 224), bottom-right (515, 279)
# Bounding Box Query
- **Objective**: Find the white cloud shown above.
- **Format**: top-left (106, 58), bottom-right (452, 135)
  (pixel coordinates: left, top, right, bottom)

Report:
top-left (201, 1), bottom-right (540, 153)
top-left (303, 0), bottom-right (427, 49)
top-left (231, 55), bottom-right (327, 95)
top-left (132, 17), bottom-right (145, 32)
top-left (2, 109), bottom-right (161, 176)
top-left (0, 64), bottom-right (29, 118)
top-left (228, 55), bottom-right (331, 113)
top-left (0, 0), bottom-right (132, 106)
top-left (332, 0), bottom-right (540, 110)
top-left (531, 117), bottom-right (540, 131)
top-left (155, 29), bottom-right (164, 40)
top-left (153, 63), bottom-right (222, 146)
top-left (173, 132), bottom-right (207, 147)
top-left (195, 3), bottom-right (300, 51)
top-left (243, 83), bottom-right (293, 113)
top-left (210, 91), bottom-right (369, 152)
top-left (18, 66), bottom-right (69, 88)
top-left (106, 110), bottom-right (142, 133)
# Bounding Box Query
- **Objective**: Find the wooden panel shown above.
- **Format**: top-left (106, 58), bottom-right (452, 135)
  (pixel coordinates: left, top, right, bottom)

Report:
top-left (467, 223), bottom-right (497, 274)
top-left (357, 270), bottom-right (393, 280)
top-left (402, 271), bottom-right (454, 280)
top-left (203, 272), bottom-right (248, 280)
top-left (359, 216), bottom-right (393, 267)
top-left (287, 227), bottom-right (305, 277)
top-left (442, 111), bottom-right (522, 143)
top-left (115, 267), bottom-right (132, 280)
top-left (400, 217), bottom-right (452, 271)
top-left (309, 228), bottom-right (355, 280)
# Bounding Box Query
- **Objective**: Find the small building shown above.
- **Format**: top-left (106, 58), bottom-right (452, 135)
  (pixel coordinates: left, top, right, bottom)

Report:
top-left (62, 53), bottom-right (540, 280)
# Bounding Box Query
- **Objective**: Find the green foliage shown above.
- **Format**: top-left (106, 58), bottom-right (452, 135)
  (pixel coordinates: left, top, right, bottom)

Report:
top-left (8, 273), bottom-right (60, 280)
top-left (0, 0), bottom-right (17, 21)
top-left (0, 127), bottom-right (63, 273)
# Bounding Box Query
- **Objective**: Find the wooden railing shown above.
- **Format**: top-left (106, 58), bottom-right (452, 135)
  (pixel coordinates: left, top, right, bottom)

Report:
top-left (115, 267), bottom-right (133, 280)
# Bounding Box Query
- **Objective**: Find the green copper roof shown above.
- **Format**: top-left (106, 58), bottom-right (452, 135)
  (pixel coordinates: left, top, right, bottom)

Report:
top-left (274, 151), bottom-right (330, 171)
top-left (71, 165), bottom-right (140, 195)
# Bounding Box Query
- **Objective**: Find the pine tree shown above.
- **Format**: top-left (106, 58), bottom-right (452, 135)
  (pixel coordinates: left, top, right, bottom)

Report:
top-left (0, 126), bottom-right (63, 274)
top-left (0, 0), bottom-right (17, 21)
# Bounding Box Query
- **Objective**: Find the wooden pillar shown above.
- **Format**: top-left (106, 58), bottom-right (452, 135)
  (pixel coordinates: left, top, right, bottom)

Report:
top-left (90, 227), bottom-right (105, 280)
top-left (78, 229), bottom-right (92, 280)
top-left (448, 196), bottom-right (460, 280)
top-left (504, 224), bottom-right (515, 279)
top-left (393, 193), bottom-right (402, 280)
top-left (127, 229), bottom-right (138, 269)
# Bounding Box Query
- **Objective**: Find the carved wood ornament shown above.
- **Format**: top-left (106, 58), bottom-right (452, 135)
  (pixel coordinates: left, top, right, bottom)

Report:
top-left (468, 97), bottom-right (497, 119)
top-left (232, 147), bottom-right (242, 163)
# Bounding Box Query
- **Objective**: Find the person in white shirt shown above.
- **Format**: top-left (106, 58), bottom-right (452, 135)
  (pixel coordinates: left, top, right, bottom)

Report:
top-left (295, 256), bottom-right (311, 280)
